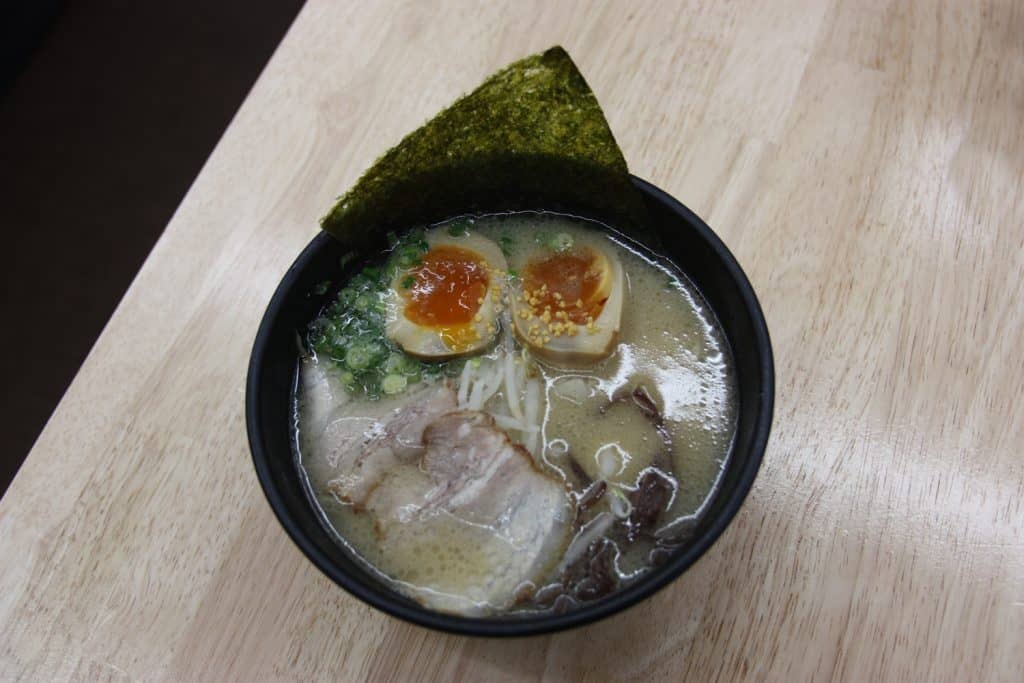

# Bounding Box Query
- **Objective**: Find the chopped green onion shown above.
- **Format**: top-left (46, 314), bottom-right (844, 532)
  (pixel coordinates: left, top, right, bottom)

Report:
top-left (549, 232), bottom-right (574, 252)
top-left (345, 342), bottom-right (382, 371)
top-left (338, 287), bottom-right (357, 306)
top-left (313, 280), bottom-right (331, 295)
top-left (383, 353), bottom-right (404, 373)
top-left (386, 231), bottom-right (399, 248)
top-left (401, 275), bottom-right (416, 289)
top-left (398, 354), bottom-right (421, 375)
top-left (382, 374), bottom-right (408, 395)
top-left (397, 249), bottom-right (422, 268)
top-left (447, 222), bottom-right (470, 237)
top-left (344, 347), bottom-right (371, 371)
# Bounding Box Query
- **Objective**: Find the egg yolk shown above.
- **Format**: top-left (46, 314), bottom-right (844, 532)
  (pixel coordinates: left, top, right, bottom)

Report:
top-left (523, 248), bottom-right (606, 324)
top-left (403, 245), bottom-right (489, 327)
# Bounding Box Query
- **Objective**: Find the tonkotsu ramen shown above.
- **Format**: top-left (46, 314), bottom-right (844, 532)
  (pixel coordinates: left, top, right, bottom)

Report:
top-left (293, 212), bottom-right (737, 616)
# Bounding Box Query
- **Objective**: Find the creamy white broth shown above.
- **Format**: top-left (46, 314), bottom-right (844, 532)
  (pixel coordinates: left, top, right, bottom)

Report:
top-left (295, 213), bottom-right (736, 615)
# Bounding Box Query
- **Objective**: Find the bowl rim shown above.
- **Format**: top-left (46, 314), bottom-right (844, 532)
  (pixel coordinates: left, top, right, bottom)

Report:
top-left (246, 175), bottom-right (774, 637)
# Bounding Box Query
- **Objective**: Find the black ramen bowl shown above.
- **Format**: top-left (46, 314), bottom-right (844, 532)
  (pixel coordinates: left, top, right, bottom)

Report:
top-left (246, 176), bottom-right (774, 637)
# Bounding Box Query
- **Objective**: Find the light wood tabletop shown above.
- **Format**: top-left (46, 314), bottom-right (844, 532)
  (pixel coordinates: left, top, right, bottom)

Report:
top-left (2, 0), bottom-right (1022, 680)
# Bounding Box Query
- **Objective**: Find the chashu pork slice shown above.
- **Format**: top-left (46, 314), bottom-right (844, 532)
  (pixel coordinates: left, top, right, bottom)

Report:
top-left (302, 358), bottom-right (572, 614)
top-left (323, 381), bottom-right (457, 506)
top-left (299, 355), bottom-right (354, 443)
top-left (366, 411), bottom-right (572, 614)
top-left (298, 355), bottom-right (457, 505)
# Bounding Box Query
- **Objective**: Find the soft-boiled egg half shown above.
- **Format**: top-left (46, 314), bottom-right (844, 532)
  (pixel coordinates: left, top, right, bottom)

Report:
top-left (509, 237), bottom-right (624, 365)
top-left (385, 227), bottom-right (508, 359)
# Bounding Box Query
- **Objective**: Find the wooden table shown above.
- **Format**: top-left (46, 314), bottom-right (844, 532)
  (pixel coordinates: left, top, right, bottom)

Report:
top-left (2, 1), bottom-right (1022, 680)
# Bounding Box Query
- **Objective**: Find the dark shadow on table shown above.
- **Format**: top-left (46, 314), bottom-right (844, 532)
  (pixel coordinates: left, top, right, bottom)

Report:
top-left (0, 0), bottom-right (305, 496)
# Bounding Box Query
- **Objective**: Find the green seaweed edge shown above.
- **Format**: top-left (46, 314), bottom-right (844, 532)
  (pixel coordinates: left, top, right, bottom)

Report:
top-left (319, 46), bottom-right (647, 248)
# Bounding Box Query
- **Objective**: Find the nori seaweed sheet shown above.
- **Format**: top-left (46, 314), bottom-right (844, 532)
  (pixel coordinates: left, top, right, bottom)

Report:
top-left (320, 46), bottom-right (648, 250)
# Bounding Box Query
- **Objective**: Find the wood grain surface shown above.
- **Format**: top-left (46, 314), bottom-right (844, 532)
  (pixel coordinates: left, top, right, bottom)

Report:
top-left (2, 0), bottom-right (1022, 680)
